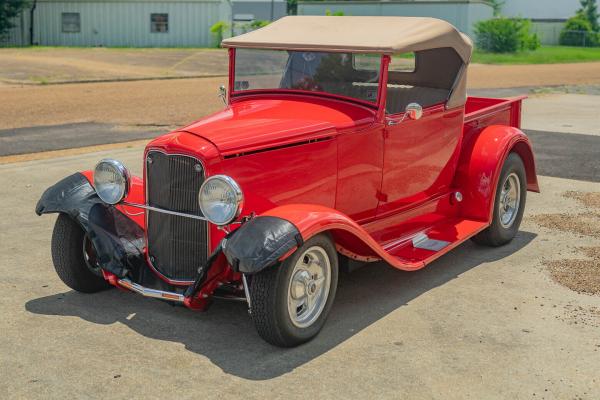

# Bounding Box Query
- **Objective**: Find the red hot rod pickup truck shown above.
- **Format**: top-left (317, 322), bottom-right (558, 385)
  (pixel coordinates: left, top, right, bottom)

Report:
top-left (36, 16), bottom-right (538, 347)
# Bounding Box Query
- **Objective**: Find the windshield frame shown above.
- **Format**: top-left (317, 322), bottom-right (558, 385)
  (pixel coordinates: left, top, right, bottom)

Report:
top-left (228, 48), bottom-right (386, 110)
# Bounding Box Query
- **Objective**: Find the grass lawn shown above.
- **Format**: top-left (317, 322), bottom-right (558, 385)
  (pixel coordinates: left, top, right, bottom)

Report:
top-left (472, 46), bottom-right (600, 64)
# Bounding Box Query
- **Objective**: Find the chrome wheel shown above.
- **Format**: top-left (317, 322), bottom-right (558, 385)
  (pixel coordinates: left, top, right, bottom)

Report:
top-left (287, 246), bottom-right (332, 328)
top-left (499, 172), bottom-right (521, 228)
top-left (82, 234), bottom-right (102, 276)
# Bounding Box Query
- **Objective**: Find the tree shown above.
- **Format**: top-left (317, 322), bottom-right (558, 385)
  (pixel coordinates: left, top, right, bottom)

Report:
top-left (0, 0), bottom-right (30, 38)
top-left (489, 0), bottom-right (505, 17)
top-left (577, 0), bottom-right (599, 32)
top-left (559, 16), bottom-right (599, 46)
top-left (287, 0), bottom-right (297, 16)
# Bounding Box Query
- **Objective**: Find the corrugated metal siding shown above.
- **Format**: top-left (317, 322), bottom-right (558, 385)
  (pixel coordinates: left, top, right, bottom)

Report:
top-left (502, 0), bottom-right (578, 20)
top-left (232, 1), bottom-right (286, 21)
top-left (297, 1), bottom-right (493, 37)
top-left (531, 21), bottom-right (566, 45)
top-left (32, 1), bottom-right (230, 47)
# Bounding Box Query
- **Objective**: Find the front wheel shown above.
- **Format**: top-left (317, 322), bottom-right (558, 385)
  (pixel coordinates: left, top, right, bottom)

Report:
top-left (51, 214), bottom-right (111, 293)
top-left (249, 233), bottom-right (339, 347)
top-left (472, 152), bottom-right (527, 247)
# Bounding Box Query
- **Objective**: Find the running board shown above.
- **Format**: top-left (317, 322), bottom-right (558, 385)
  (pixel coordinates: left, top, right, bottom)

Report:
top-left (412, 233), bottom-right (450, 251)
top-left (385, 218), bottom-right (489, 268)
top-left (117, 278), bottom-right (185, 302)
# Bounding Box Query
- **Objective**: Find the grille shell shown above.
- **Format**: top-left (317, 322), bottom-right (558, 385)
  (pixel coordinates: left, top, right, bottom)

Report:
top-left (145, 151), bottom-right (208, 282)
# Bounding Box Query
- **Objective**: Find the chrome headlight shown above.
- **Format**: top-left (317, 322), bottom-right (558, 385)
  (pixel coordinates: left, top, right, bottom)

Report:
top-left (198, 175), bottom-right (243, 225)
top-left (93, 159), bottom-right (130, 205)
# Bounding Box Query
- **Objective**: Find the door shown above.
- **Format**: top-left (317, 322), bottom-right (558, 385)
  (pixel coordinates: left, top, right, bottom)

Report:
top-left (376, 52), bottom-right (465, 216)
top-left (377, 104), bottom-right (463, 216)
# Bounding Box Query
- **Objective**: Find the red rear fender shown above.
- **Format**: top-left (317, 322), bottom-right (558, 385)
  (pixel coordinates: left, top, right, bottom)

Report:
top-left (454, 125), bottom-right (539, 222)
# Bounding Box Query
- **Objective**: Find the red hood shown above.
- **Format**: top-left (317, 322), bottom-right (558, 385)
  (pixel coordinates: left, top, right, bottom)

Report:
top-left (180, 96), bottom-right (375, 156)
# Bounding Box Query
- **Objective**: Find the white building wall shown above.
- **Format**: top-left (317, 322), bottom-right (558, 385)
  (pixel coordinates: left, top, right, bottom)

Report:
top-left (32, 0), bottom-right (230, 47)
top-left (531, 21), bottom-right (568, 45)
top-left (297, 0), bottom-right (493, 37)
top-left (232, 0), bottom-right (286, 21)
top-left (501, 0), bottom-right (581, 20)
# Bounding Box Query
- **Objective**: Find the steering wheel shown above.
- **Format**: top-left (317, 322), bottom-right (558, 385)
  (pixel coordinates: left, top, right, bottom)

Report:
top-left (293, 76), bottom-right (323, 92)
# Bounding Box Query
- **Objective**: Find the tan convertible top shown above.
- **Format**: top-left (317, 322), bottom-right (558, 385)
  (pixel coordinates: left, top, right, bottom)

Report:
top-left (222, 16), bottom-right (473, 63)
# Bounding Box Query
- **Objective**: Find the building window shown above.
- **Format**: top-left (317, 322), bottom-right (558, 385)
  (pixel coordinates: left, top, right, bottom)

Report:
top-left (62, 13), bottom-right (81, 33)
top-left (151, 13), bottom-right (169, 33)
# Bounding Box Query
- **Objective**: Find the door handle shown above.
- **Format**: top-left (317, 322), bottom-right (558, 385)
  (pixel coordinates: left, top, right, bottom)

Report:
top-left (387, 119), bottom-right (400, 126)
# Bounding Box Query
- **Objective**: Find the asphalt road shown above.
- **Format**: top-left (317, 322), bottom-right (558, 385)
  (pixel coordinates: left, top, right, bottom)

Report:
top-left (2, 123), bottom-right (598, 183)
top-left (526, 130), bottom-right (600, 182)
top-left (0, 123), bottom-right (166, 156)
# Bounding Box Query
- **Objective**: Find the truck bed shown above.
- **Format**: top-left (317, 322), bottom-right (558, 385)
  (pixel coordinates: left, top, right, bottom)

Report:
top-left (464, 96), bottom-right (526, 129)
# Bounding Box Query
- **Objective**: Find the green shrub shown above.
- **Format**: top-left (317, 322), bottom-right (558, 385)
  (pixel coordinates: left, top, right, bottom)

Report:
top-left (559, 16), bottom-right (599, 47)
top-left (250, 20), bottom-right (270, 29)
top-left (475, 17), bottom-right (540, 53)
top-left (325, 9), bottom-right (344, 16)
top-left (210, 21), bottom-right (230, 48)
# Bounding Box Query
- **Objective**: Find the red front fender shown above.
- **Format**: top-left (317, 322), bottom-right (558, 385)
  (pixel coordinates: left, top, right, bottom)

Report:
top-left (81, 170), bottom-right (146, 228)
top-left (454, 125), bottom-right (539, 222)
top-left (261, 204), bottom-right (425, 271)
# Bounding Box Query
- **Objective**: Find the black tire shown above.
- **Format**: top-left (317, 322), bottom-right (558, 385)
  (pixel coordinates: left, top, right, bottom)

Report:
top-left (472, 152), bottom-right (527, 247)
top-left (51, 214), bottom-right (111, 293)
top-left (249, 233), bottom-right (339, 347)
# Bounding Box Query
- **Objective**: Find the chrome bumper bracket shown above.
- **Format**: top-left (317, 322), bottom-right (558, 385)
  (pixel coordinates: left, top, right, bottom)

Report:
top-left (117, 278), bottom-right (185, 303)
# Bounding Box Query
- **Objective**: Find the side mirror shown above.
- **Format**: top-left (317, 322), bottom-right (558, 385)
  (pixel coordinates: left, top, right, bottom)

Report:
top-left (405, 103), bottom-right (423, 120)
top-left (218, 85), bottom-right (227, 106)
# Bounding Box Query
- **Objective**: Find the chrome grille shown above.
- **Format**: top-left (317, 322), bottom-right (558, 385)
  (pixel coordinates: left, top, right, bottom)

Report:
top-left (146, 151), bottom-right (208, 282)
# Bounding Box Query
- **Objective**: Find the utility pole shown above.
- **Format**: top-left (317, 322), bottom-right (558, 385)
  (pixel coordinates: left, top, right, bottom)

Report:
top-left (29, 0), bottom-right (37, 46)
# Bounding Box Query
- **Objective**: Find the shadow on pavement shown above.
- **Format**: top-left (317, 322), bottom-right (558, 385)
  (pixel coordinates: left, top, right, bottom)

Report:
top-left (26, 231), bottom-right (536, 380)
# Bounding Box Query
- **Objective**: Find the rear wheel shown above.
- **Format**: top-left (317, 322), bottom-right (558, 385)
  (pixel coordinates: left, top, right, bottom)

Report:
top-left (249, 234), bottom-right (339, 347)
top-left (472, 152), bottom-right (527, 247)
top-left (51, 214), bottom-right (111, 293)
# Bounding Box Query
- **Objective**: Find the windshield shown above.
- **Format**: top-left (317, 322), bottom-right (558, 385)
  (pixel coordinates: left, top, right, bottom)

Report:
top-left (233, 49), bottom-right (381, 105)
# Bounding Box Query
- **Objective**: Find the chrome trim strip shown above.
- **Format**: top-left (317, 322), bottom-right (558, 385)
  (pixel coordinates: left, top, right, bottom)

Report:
top-left (122, 201), bottom-right (208, 221)
top-left (117, 278), bottom-right (185, 302)
top-left (242, 274), bottom-right (252, 311)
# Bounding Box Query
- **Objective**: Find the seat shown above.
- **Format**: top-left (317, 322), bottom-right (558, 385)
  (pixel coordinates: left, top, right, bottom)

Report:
top-left (386, 85), bottom-right (449, 114)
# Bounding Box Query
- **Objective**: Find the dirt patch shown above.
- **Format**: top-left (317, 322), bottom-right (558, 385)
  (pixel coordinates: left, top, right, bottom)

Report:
top-left (546, 247), bottom-right (600, 295)
top-left (0, 77), bottom-right (225, 130)
top-left (2, 48), bottom-right (600, 88)
top-left (468, 62), bottom-right (600, 89)
top-left (564, 191), bottom-right (600, 209)
top-left (0, 48), bottom-right (228, 84)
top-left (530, 191), bottom-right (600, 295)
top-left (531, 212), bottom-right (600, 238)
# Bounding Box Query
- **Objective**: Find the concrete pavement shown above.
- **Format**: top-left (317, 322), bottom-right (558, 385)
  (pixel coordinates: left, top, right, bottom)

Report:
top-left (1, 150), bottom-right (599, 398)
top-left (1, 92), bottom-right (599, 399)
